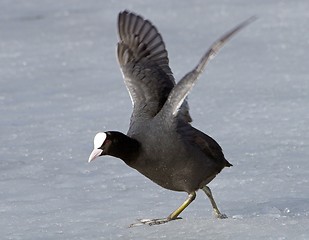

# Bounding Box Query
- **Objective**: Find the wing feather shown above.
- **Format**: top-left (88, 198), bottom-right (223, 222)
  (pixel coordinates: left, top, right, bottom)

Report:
top-left (117, 10), bottom-right (192, 121)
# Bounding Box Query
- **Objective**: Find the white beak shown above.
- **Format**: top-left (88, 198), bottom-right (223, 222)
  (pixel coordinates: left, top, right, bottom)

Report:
top-left (88, 148), bottom-right (103, 163)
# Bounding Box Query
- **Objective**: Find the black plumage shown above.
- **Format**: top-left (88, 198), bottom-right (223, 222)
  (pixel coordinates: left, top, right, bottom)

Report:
top-left (89, 10), bottom-right (255, 226)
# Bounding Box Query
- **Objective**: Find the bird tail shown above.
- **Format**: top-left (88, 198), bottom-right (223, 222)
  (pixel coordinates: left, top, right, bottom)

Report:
top-left (225, 160), bottom-right (233, 167)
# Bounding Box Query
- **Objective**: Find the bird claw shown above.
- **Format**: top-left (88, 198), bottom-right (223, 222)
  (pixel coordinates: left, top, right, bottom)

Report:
top-left (215, 213), bottom-right (228, 219)
top-left (129, 217), bottom-right (182, 227)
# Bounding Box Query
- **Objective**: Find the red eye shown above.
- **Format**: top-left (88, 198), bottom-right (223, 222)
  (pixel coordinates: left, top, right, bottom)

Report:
top-left (104, 139), bottom-right (112, 146)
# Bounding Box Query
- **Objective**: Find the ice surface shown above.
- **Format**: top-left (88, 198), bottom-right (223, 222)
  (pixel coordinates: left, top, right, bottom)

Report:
top-left (0, 0), bottom-right (308, 239)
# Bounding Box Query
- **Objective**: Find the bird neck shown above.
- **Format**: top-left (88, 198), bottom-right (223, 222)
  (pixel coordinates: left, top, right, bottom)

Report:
top-left (107, 131), bottom-right (140, 165)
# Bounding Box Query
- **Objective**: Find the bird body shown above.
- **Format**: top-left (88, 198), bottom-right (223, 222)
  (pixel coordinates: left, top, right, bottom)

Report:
top-left (88, 10), bottom-right (255, 226)
top-left (123, 115), bottom-right (229, 193)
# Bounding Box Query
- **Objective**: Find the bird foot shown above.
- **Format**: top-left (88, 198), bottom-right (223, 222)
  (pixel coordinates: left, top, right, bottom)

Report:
top-left (215, 213), bottom-right (228, 219)
top-left (129, 217), bottom-right (182, 227)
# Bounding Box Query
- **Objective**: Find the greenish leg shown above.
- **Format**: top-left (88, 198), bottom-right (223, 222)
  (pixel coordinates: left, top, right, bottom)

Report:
top-left (202, 186), bottom-right (227, 219)
top-left (129, 192), bottom-right (196, 227)
top-left (167, 192), bottom-right (196, 220)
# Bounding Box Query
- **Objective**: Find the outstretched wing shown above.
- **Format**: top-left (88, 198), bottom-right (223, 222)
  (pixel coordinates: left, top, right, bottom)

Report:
top-left (160, 16), bottom-right (256, 121)
top-left (117, 11), bottom-right (191, 122)
top-left (169, 17), bottom-right (255, 169)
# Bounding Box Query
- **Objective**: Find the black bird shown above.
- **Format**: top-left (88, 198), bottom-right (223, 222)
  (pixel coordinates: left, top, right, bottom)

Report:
top-left (89, 11), bottom-right (255, 226)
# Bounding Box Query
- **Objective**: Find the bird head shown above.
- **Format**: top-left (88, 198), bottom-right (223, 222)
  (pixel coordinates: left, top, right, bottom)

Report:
top-left (88, 132), bottom-right (112, 162)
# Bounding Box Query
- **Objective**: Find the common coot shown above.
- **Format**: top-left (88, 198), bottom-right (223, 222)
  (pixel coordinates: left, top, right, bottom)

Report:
top-left (89, 10), bottom-right (255, 226)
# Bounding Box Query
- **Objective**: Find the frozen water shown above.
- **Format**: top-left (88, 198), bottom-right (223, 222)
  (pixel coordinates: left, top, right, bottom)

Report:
top-left (0, 0), bottom-right (308, 239)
